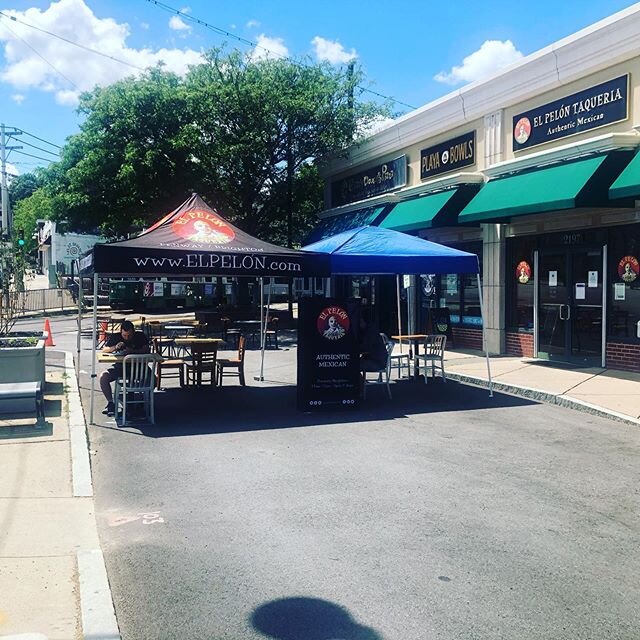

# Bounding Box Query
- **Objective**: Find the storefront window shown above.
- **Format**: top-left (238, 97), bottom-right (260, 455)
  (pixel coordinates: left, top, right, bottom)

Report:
top-left (507, 236), bottom-right (537, 332)
top-left (607, 224), bottom-right (640, 342)
top-left (434, 241), bottom-right (482, 326)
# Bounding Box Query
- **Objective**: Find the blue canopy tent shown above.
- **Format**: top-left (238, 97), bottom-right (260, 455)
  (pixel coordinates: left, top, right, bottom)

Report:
top-left (303, 226), bottom-right (493, 395)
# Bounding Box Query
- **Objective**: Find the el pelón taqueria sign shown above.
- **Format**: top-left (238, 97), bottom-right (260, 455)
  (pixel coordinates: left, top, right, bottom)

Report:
top-left (513, 75), bottom-right (629, 151)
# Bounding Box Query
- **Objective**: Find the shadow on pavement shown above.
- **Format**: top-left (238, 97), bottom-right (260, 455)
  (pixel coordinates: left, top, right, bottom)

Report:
top-left (119, 379), bottom-right (538, 438)
top-left (251, 597), bottom-right (383, 640)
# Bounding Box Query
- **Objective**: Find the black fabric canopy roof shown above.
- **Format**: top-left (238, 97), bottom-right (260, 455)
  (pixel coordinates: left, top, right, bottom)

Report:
top-left (90, 194), bottom-right (330, 277)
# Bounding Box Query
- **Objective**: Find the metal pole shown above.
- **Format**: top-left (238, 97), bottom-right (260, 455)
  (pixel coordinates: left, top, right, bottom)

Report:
top-left (396, 275), bottom-right (403, 354)
top-left (1, 124), bottom-right (7, 233)
top-left (601, 244), bottom-right (607, 368)
top-left (90, 273), bottom-right (98, 425)
top-left (533, 250), bottom-right (539, 357)
top-left (256, 277), bottom-right (265, 382)
top-left (477, 272), bottom-right (493, 397)
top-left (76, 260), bottom-right (82, 378)
top-left (258, 278), bottom-right (272, 382)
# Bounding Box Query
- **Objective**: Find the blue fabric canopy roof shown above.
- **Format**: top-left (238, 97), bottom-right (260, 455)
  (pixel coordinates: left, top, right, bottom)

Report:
top-left (302, 226), bottom-right (479, 274)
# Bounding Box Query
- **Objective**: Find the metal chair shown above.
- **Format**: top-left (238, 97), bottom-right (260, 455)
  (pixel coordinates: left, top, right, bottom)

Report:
top-left (381, 333), bottom-right (411, 378)
top-left (184, 343), bottom-right (218, 386)
top-left (416, 335), bottom-right (447, 384)
top-left (114, 354), bottom-right (158, 425)
top-left (216, 336), bottom-right (247, 386)
top-left (362, 337), bottom-right (394, 400)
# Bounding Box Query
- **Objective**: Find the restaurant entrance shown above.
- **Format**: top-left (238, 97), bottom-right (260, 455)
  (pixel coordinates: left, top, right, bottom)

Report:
top-left (537, 246), bottom-right (604, 365)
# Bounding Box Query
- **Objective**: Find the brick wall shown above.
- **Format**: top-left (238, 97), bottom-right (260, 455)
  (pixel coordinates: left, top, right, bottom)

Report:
top-left (506, 331), bottom-right (534, 358)
top-left (451, 326), bottom-right (483, 351)
top-left (606, 341), bottom-right (640, 373)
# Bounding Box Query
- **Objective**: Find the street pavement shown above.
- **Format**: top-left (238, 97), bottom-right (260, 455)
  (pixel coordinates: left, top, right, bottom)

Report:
top-left (2, 314), bottom-right (640, 639)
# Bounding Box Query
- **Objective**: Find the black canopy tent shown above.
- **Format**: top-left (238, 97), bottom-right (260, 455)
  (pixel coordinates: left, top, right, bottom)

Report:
top-left (84, 193), bottom-right (331, 423)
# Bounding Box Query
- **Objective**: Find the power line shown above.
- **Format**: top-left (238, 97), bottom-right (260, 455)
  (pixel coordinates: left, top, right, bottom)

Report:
top-left (8, 136), bottom-right (58, 157)
top-left (9, 149), bottom-right (56, 163)
top-left (0, 11), bottom-right (146, 74)
top-left (142, 0), bottom-right (417, 110)
top-left (0, 17), bottom-right (78, 90)
top-left (13, 127), bottom-right (61, 150)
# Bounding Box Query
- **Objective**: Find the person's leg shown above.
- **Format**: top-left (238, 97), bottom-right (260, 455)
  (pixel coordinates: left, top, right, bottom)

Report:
top-left (99, 367), bottom-right (119, 403)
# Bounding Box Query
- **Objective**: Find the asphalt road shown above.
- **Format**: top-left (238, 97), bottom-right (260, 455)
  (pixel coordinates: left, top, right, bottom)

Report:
top-left (18, 315), bottom-right (640, 640)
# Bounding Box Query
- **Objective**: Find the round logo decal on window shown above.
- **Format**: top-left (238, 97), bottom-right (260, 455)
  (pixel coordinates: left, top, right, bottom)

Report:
top-left (516, 260), bottom-right (532, 284)
top-left (317, 306), bottom-right (350, 341)
top-left (171, 209), bottom-right (235, 245)
top-left (618, 255), bottom-right (639, 283)
top-left (514, 117), bottom-right (532, 145)
top-left (441, 150), bottom-right (450, 165)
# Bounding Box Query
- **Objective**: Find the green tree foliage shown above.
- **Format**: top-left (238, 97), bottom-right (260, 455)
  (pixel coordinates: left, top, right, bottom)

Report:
top-left (35, 51), bottom-right (390, 244)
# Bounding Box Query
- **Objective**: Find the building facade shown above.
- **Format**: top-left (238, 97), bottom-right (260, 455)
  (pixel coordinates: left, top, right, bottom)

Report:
top-left (317, 5), bottom-right (640, 372)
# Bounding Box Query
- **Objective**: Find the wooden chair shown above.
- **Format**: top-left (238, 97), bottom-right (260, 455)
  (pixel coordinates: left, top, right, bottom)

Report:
top-left (185, 342), bottom-right (218, 386)
top-left (416, 335), bottom-right (447, 384)
top-left (265, 316), bottom-right (279, 349)
top-left (216, 336), bottom-right (246, 386)
top-left (153, 337), bottom-right (186, 389)
top-left (114, 354), bottom-right (158, 425)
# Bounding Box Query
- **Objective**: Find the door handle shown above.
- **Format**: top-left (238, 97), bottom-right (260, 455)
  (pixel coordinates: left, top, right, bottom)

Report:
top-left (559, 305), bottom-right (566, 320)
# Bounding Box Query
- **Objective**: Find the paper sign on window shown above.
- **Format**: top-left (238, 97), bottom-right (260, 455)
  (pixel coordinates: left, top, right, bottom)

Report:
top-left (575, 283), bottom-right (586, 300)
top-left (588, 271), bottom-right (598, 288)
top-left (614, 282), bottom-right (626, 300)
top-left (548, 271), bottom-right (558, 287)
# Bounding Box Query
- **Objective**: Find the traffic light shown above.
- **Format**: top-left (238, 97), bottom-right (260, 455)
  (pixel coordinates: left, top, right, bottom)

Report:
top-left (17, 229), bottom-right (25, 249)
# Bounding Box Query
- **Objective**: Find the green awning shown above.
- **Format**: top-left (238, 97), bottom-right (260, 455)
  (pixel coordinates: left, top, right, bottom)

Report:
top-left (379, 190), bottom-right (457, 232)
top-left (610, 150), bottom-right (640, 200)
top-left (305, 205), bottom-right (387, 244)
top-left (458, 154), bottom-right (609, 224)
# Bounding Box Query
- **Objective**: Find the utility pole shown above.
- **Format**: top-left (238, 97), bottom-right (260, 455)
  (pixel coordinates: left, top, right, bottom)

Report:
top-left (0, 123), bottom-right (22, 235)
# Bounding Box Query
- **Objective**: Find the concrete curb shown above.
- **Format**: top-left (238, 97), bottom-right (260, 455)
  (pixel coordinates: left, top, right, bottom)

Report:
top-left (446, 371), bottom-right (640, 428)
top-left (62, 352), bottom-right (121, 639)
top-left (78, 550), bottom-right (121, 640)
top-left (64, 351), bottom-right (93, 497)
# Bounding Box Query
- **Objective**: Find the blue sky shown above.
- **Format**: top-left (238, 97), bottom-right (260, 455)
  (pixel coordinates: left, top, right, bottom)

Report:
top-left (0, 0), bottom-right (636, 175)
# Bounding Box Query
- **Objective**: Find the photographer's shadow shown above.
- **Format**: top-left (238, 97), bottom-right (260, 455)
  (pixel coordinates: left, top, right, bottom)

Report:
top-left (251, 597), bottom-right (383, 640)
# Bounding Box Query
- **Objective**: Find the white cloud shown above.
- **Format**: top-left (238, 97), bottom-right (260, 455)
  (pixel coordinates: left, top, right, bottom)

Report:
top-left (311, 36), bottom-right (356, 65)
top-left (7, 163), bottom-right (19, 177)
top-left (434, 40), bottom-right (523, 86)
top-left (11, 93), bottom-right (25, 104)
top-left (246, 19), bottom-right (260, 29)
top-left (0, 0), bottom-right (203, 106)
top-left (169, 15), bottom-right (190, 32)
top-left (140, 22), bottom-right (150, 31)
top-left (249, 34), bottom-right (288, 61)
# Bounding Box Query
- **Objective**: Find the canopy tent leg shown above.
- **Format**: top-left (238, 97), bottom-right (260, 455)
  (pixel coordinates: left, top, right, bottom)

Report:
top-left (258, 278), bottom-right (272, 382)
top-left (257, 277), bottom-right (265, 382)
top-left (89, 273), bottom-right (98, 424)
top-left (396, 274), bottom-right (403, 354)
top-left (477, 272), bottom-right (493, 397)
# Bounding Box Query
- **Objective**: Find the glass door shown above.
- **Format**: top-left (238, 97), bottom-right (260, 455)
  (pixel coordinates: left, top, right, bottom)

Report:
top-left (538, 252), bottom-right (570, 360)
top-left (537, 248), bottom-right (602, 365)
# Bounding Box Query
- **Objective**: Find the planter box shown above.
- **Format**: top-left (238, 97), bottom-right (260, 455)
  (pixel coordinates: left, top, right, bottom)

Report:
top-left (0, 340), bottom-right (46, 385)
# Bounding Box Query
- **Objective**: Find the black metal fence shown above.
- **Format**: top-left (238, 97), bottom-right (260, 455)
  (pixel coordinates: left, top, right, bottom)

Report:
top-left (17, 288), bottom-right (76, 315)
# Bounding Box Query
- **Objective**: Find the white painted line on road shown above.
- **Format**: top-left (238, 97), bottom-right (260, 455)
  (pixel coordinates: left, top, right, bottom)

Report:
top-left (64, 351), bottom-right (94, 497)
top-left (77, 549), bottom-right (121, 640)
top-left (0, 634), bottom-right (48, 639)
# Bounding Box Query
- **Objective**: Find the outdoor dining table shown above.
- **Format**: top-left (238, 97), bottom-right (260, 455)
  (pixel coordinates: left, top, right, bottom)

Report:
top-left (231, 320), bottom-right (262, 346)
top-left (390, 333), bottom-right (429, 378)
top-left (163, 324), bottom-right (195, 338)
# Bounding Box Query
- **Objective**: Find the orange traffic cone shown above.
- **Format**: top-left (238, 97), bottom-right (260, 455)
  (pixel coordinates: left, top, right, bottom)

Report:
top-left (44, 318), bottom-right (55, 347)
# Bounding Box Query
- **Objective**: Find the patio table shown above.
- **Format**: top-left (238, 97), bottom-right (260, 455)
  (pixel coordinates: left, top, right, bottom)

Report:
top-left (390, 334), bottom-right (429, 378)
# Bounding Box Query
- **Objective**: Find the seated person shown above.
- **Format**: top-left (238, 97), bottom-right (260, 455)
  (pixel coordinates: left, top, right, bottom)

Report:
top-left (100, 319), bottom-right (150, 416)
top-left (359, 316), bottom-right (388, 373)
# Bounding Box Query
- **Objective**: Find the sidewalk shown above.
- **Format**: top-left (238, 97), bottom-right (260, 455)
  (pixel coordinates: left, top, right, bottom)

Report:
top-left (0, 351), bottom-right (119, 640)
top-left (442, 349), bottom-right (640, 426)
